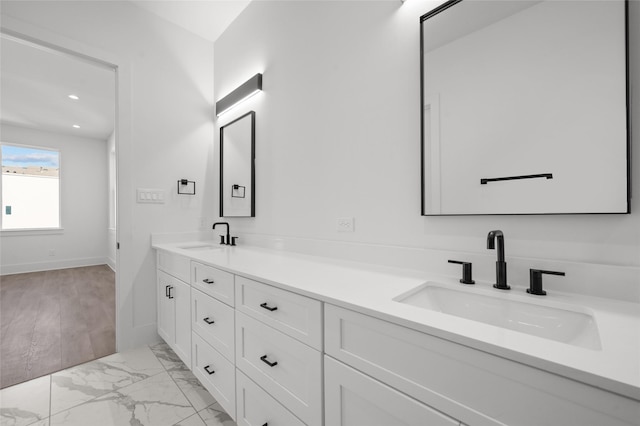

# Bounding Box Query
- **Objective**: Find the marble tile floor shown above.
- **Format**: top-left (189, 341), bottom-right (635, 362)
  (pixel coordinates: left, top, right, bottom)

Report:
top-left (0, 342), bottom-right (236, 426)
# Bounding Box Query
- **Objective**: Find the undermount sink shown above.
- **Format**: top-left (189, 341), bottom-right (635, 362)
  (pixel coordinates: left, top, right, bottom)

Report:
top-left (177, 243), bottom-right (222, 251)
top-left (394, 283), bottom-right (601, 350)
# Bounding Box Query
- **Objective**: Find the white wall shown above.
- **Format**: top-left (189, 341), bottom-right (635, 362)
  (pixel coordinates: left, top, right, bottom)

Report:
top-left (0, 124), bottom-right (108, 274)
top-left (1, 1), bottom-right (216, 349)
top-left (214, 0), bottom-right (640, 269)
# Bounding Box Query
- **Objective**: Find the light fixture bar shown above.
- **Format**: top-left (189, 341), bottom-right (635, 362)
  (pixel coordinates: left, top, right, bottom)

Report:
top-left (216, 73), bottom-right (262, 117)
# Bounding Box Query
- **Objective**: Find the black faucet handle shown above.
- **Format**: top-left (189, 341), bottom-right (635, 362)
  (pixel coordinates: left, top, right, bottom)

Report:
top-left (219, 235), bottom-right (226, 245)
top-left (528, 269), bottom-right (565, 296)
top-left (448, 260), bottom-right (475, 285)
top-left (231, 236), bottom-right (239, 246)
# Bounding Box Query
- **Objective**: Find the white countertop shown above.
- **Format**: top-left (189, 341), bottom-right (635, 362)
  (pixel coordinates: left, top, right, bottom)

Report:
top-left (153, 241), bottom-right (640, 401)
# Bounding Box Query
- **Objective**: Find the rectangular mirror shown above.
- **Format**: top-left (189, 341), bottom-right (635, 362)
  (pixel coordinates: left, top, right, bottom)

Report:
top-left (220, 111), bottom-right (255, 217)
top-left (421, 0), bottom-right (629, 215)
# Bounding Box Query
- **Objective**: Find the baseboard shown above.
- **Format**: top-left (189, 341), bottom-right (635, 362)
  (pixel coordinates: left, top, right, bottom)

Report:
top-left (106, 257), bottom-right (116, 272)
top-left (0, 257), bottom-right (109, 276)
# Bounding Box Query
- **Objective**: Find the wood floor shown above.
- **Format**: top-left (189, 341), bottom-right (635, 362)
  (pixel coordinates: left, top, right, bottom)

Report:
top-left (0, 265), bottom-right (115, 389)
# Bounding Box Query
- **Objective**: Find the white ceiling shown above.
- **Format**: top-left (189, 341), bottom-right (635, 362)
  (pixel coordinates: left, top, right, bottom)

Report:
top-left (0, 1), bottom-right (249, 141)
top-left (0, 35), bottom-right (116, 140)
top-left (131, 0), bottom-right (250, 42)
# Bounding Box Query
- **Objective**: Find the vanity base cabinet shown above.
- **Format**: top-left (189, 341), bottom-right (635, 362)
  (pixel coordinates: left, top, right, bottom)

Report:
top-left (325, 356), bottom-right (459, 426)
top-left (192, 332), bottom-right (236, 421)
top-left (157, 270), bottom-right (191, 368)
top-left (236, 369), bottom-right (306, 426)
top-left (325, 304), bottom-right (640, 426)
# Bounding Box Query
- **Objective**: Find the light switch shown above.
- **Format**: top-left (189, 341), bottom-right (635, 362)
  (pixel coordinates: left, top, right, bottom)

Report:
top-left (137, 188), bottom-right (165, 204)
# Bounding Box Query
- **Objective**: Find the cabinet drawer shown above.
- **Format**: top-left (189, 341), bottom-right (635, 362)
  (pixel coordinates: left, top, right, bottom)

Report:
top-left (236, 312), bottom-right (322, 426)
top-left (325, 356), bottom-right (459, 426)
top-left (325, 304), bottom-right (640, 426)
top-left (192, 332), bottom-right (236, 420)
top-left (236, 370), bottom-right (306, 426)
top-left (192, 289), bottom-right (235, 362)
top-left (158, 251), bottom-right (190, 282)
top-left (235, 276), bottom-right (322, 349)
top-left (192, 262), bottom-right (235, 306)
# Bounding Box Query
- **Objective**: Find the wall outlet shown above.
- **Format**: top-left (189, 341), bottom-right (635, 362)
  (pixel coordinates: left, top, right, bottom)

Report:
top-left (336, 217), bottom-right (355, 233)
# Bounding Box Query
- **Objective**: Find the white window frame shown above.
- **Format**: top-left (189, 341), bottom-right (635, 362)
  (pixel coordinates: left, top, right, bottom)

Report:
top-left (0, 142), bottom-right (63, 235)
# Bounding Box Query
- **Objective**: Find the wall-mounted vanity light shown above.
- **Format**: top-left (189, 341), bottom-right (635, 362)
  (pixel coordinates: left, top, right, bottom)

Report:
top-left (216, 73), bottom-right (262, 117)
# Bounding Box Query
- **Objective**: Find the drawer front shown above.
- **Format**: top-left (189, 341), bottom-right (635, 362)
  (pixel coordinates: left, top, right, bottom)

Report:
top-left (192, 262), bottom-right (235, 306)
top-left (236, 312), bottom-right (322, 426)
top-left (325, 356), bottom-right (459, 426)
top-left (158, 250), bottom-right (190, 282)
top-left (235, 276), bottom-right (322, 349)
top-left (325, 304), bottom-right (640, 426)
top-left (236, 370), bottom-right (306, 426)
top-left (192, 289), bottom-right (235, 362)
top-left (192, 332), bottom-right (236, 421)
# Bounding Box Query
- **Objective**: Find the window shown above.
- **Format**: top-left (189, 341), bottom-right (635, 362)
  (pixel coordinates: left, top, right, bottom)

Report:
top-left (1, 143), bottom-right (60, 230)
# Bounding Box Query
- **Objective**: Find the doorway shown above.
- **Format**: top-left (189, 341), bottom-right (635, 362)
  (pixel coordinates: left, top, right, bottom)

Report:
top-left (0, 32), bottom-right (118, 388)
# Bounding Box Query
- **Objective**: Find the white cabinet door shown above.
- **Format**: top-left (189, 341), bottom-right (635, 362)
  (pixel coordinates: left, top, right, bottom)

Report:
top-left (325, 356), bottom-right (459, 426)
top-left (157, 270), bottom-right (191, 369)
top-left (173, 278), bottom-right (191, 369)
top-left (157, 270), bottom-right (175, 346)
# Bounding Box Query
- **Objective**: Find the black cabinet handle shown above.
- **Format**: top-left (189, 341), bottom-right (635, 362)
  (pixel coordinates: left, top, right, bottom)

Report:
top-left (260, 355), bottom-right (278, 367)
top-left (165, 285), bottom-right (170, 297)
top-left (203, 317), bottom-right (215, 325)
top-left (203, 278), bottom-right (215, 284)
top-left (168, 286), bottom-right (174, 299)
top-left (260, 302), bottom-right (278, 312)
top-left (204, 365), bottom-right (215, 375)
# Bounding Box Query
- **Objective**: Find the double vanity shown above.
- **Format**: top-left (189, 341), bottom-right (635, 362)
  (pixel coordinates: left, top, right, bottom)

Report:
top-left (153, 238), bottom-right (639, 426)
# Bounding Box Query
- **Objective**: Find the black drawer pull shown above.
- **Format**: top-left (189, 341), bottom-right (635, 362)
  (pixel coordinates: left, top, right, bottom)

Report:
top-left (204, 365), bottom-right (215, 375)
top-left (260, 302), bottom-right (278, 312)
top-left (203, 278), bottom-right (215, 284)
top-left (203, 317), bottom-right (215, 325)
top-left (168, 286), bottom-right (174, 299)
top-left (260, 355), bottom-right (278, 367)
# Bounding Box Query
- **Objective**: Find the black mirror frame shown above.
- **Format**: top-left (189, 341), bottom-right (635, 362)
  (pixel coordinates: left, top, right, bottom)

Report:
top-left (219, 111), bottom-right (255, 217)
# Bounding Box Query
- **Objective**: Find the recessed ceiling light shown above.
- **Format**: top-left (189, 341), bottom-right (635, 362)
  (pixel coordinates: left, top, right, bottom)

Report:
top-left (68, 94), bottom-right (79, 100)
top-left (72, 124), bottom-right (81, 129)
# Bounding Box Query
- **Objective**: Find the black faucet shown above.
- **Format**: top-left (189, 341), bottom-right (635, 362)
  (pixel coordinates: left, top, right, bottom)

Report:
top-left (213, 222), bottom-right (231, 245)
top-left (487, 230), bottom-right (510, 290)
